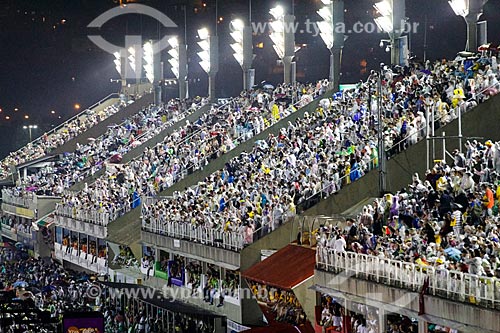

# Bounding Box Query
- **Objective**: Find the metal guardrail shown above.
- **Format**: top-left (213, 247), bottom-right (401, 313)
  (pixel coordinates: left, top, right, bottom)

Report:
top-left (385, 81), bottom-right (500, 155)
top-left (1, 189), bottom-right (37, 209)
top-left (54, 242), bottom-right (107, 274)
top-left (142, 220), bottom-right (244, 251)
top-left (316, 248), bottom-right (500, 310)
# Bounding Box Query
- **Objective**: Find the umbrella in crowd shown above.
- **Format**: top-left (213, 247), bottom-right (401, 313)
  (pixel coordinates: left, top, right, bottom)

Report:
top-left (444, 248), bottom-right (462, 261)
top-left (13, 281), bottom-right (28, 288)
top-left (53, 279), bottom-right (69, 287)
top-left (18, 291), bottom-right (35, 300)
top-left (42, 285), bottom-right (56, 293)
top-left (109, 153), bottom-right (123, 163)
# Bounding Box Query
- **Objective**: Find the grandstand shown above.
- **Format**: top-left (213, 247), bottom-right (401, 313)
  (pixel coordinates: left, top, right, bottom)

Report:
top-left (2, 53), bottom-right (500, 333)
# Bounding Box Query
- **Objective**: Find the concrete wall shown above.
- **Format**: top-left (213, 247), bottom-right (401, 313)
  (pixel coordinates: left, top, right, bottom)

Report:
top-left (37, 197), bottom-right (60, 218)
top-left (240, 218), bottom-right (301, 271)
top-left (70, 103), bottom-right (211, 191)
top-left (305, 93), bottom-right (500, 216)
top-left (52, 94), bottom-right (154, 155)
top-left (315, 269), bottom-right (500, 333)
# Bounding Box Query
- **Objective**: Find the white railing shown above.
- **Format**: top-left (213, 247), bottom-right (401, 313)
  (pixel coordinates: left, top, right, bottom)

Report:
top-left (55, 203), bottom-right (128, 227)
top-left (55, 243), bottom-right (107, 274)
top-left (143, 220), bottom-right (244, 251)
top-left (316, 248), bottom-right (500, 310)
top-left (385, 81), bottom-right (500, 156)
top-left (1, 189), bottom-right (37, 209)
top-left (0, 93), bottom-right (122, 179)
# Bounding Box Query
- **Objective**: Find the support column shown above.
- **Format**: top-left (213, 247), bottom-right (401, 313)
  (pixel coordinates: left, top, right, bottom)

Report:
top-left (418, 320), bottom-right (428, 333)
top-left (331, 46), bottom-right (343, 92)
top-left (465, 16), bottom-right (478, 52)
top-left (378, 308), bottom-right (387, 333)
top-left (209, 74), bottom-right (217, 103)
top-left (283, 56), bottom-right (294, 85)
top-left (391, 37), bottom-right (401, 66)
top-left (178, 43), bottom-right (188, 100)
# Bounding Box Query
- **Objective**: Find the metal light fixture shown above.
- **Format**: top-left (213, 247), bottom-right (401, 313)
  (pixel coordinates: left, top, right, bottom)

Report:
top-left (448, 0), bottom-right (489, 52)
top-left (23, 125), bottom-right (38, 142)
top-left (373, 0), bottom-right (407, 66)
top-left (269, 5), bottom-right (296, 84)
top-left (317, 0), bottom-right (345, 91)
top-left (128, 46), bottom-right (136, 73)
top-left (143, 41), bottom-right (155, 84)
top-left (168, 37), bottom-right (188, 100)
top-left (113, 51), bottom-right (122, 75)
top-left (197, 28), bottom-right (219, 102)
top-left (230, 19), bottom-right (255, 90)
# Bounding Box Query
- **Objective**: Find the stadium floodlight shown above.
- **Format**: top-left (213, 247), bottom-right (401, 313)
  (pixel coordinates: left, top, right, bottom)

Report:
top-left (197, 28), bottom-right (219, 102)
top-left (143, 41), bottom-right (154, 84)
top-left (128, 46), bottom-right (136, 72)
top-left (168, 37), bottom-right (180, 79)
top-left (23, 125), bottom-right (38, 142)
top-left (230, 18), bottom-right (255, 90)
top-left (448, 0), bottom-right (488, 52)
top-left (449, 0), bottom-right (469, 16)
top-left (269, 5), bottom-right (296, 84)
top-left (198, 29), bottom-right (211, 73)
top-left (167, 36), bottom-right (188, 100)
top-left (113, 51), bottom-right (121, 75)
top-left (316, 0), bottom-right (345, 91)
top-left (373, 0), bottom-right (406, 66)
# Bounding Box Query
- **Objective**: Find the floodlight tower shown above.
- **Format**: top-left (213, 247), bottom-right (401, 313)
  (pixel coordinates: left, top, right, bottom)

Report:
top-left (317, 0), bottom-right (345, 91)
top-left (198, 28), bottom-right (219, 102)
top-left (269, 5), bottom-right (296, 84)
top-left (230, 19), bottom-right (255, 91)
top-left (448, 0), bottom-right (489, 52)
top-left (373, 0), bottom-right (406, 66)
top-left (168, 37), bottom-right (188, 100)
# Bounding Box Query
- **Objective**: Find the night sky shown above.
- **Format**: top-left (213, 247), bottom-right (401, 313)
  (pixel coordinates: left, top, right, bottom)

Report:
top-left (0, 0), bottom-right (499, 158)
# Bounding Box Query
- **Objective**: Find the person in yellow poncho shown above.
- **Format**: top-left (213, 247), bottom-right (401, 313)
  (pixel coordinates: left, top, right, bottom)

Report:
top-left (271, 104), bottom-right (280, 121)
top-left (452, 87), bottom-right (465, 108)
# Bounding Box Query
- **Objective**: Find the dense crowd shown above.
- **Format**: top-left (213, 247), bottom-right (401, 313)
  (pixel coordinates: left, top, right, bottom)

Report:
top-left (4, 98), bottom-right (206, 202)
top-left (0, 251), bottom-right (216, 333)
top-left (143, 53), bottom-right (500, 248)
top-left (317, 137), bottom-right (500, 279)
top-left (0, 101), bottom-right (126, 179)
top-left (56, 83), bottom-right (322, 226)
top-left (250, 282), bottom-right (306, 326)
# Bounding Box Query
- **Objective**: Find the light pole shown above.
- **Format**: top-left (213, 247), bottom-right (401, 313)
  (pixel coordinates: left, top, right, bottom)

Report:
top-left (168, 37), bottom-right (188, 100)
top-left (317, 0), bottom-right (344, 92)
top-left (197, 28), bottom-right (219, 103)
top-left (448, 0), bottom-right (488, 52)
top-left (269, 5), bottom-right (296, 85)
top-left (377, 65), bottom-right (387, 195)
top-left (373, 0), bottom-right (406, 66)
top-left (143, 40), bottom-right (162, 104)
top-left (23, 125), bottom-right (38, 142)
top-left (230, 19), bottom-right (255, 91)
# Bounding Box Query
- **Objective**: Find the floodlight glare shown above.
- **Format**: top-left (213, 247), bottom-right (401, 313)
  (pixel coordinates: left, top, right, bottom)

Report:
top-left (128, 46), bottom-right (136, 73)
top-left (448, 0), bottom-right (468, 16)
top-left (375, 16), bottom-right (393, 33)
top-left (374, 1), bottom-right (392, 17)
top-left (198, 28), bottom-right (209, 40)
top-left (168, 37), bottom-right (179, 48)
top-left (113, 51), bottom-right (121, 75)
top-left (231, 19), bottom-right (245, 31)
top-left (143, 41), bottom-right (155, 84)
top-left (269, 5), bottom-right (284, 20)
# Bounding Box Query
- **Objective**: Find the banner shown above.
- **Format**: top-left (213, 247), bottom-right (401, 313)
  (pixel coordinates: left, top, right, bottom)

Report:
top-left (63, 312), bottom-right (104, 333)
